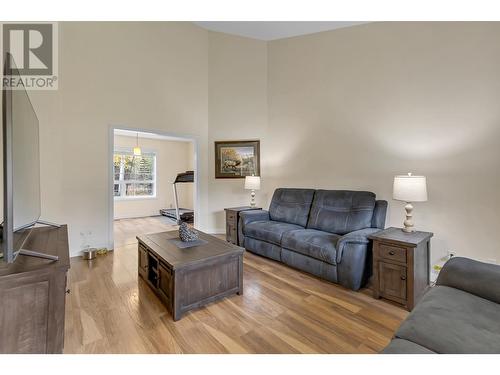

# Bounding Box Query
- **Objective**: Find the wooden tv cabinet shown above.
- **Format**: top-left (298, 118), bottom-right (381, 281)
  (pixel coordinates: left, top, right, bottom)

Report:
top-left (0, 225), bottom-right (70, 353)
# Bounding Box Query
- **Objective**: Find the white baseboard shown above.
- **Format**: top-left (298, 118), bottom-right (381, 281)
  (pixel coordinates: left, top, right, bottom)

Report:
top-left (114, 213), bottom-right (161, 220)
top-left (70, 243), bottom-right (113, 258)
top-left (200, 227), bottom-right (225, 235)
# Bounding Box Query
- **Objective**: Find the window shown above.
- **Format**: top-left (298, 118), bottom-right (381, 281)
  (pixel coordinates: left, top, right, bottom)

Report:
top-left (114, 150), bottom-right (156, 199)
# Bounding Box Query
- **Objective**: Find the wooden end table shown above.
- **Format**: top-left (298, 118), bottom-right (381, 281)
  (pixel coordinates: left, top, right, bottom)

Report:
top-left (224, 206), bottom-right (262, 245)
top-left (369, 227), bottom-right (433, 311)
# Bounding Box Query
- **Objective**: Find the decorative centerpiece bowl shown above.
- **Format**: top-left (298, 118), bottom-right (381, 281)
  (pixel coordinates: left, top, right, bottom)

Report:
top-left (179, 222), bottom-right (198, 242)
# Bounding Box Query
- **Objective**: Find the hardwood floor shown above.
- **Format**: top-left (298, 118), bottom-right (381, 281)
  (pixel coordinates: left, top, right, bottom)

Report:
top-left (113, 215), bottom-right (178, 248)
top-left (64, 216), bottom-right (407, 353)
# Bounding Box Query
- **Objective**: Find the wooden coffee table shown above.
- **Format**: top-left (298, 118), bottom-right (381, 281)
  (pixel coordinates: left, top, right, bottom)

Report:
top-left (137, 230), bottom-right (244, 321)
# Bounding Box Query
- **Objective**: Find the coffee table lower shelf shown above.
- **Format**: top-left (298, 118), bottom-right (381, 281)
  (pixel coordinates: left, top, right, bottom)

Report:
top-left (137, 231), bottom-right (244, 321)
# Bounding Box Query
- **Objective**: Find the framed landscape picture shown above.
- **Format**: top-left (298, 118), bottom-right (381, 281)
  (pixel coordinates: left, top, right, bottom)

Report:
top-left (215, 140), bottom-right (260, 178)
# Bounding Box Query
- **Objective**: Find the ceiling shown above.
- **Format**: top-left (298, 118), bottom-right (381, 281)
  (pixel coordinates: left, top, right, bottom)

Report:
top-left (114, 129), bottom-right (191, 142)
top-left (194, 21), bottom-right (367, 41)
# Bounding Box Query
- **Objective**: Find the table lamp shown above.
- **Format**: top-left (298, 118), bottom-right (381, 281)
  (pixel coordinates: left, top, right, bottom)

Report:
top-left (244, 175), bottom-right (261, 207)
top-left (393, 173), bottom-right (428, 233)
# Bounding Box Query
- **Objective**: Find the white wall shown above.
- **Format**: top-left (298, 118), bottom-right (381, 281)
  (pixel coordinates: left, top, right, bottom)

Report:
top-left (4, 21), bottom-right (500, 265)
top-left (207, 32), bottom-right (268, 232)
top-left (27, 22), bottom-right (209, 256)
top-left (113, 134), bottom-right (194, 219)
top-left (266, 22), bottom-right (500, 264)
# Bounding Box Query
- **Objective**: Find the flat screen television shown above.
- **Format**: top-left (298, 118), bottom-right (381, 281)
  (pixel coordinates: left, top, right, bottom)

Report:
top-left (1, 52), bottom-right (58, 263)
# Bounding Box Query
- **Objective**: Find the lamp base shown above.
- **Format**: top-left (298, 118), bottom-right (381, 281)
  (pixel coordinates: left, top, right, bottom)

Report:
top-left (250, 190), bottom-right (256, 207)
top-left (402, 202), bottom-right (415, 233)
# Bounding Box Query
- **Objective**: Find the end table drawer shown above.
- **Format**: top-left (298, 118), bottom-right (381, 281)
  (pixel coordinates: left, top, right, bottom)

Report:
top-left (379, 244), bottom-right (407, 264)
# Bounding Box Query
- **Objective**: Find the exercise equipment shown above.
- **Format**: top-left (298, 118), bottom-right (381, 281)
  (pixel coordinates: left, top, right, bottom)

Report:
top-left (159, 171), bottom-right (194, 223)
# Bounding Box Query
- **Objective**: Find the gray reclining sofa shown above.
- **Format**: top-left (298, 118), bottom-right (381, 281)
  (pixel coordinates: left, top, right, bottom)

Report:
top-left (382, 257), bottom-right (500, 354)
top-left (239, 188), bottom-right (387, 290)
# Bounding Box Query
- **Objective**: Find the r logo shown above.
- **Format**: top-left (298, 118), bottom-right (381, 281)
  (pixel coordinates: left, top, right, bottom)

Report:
top-left (3, 23), bottom-right (53, 76)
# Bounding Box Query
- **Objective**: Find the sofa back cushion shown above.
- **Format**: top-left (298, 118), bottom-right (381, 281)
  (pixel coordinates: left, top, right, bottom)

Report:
top-left (307, 190), bottom-right (376, 235)
top-left (269, 188), bottom-right (315, 227)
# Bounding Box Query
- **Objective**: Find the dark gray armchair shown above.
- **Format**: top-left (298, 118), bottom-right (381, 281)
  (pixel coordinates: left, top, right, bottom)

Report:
top-left (239, 188), bottom-right (387, 291)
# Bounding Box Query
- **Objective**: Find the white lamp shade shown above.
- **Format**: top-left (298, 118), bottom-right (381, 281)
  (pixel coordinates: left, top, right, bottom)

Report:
top-left (393, 174), bottom-right (427, 202)
top-left (245, 176), bottom-right (261, 190)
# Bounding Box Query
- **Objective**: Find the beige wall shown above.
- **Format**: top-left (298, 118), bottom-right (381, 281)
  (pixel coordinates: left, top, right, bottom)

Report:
top-left (207, 32), bottom-right (268, 232)
top-left (113, 135), bottom-right (194, 219)
top-left (4, 22), bottom-right (500, 264)
top-left (27, 22), bottom-right (209, 256)
top-left (267, 22), bottom-right (500, 264)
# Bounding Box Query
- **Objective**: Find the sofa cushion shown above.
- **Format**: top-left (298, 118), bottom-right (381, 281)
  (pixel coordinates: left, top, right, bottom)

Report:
top-left (282, 229), bottom-right (341, 265)
top-left (244, 220), bottom-right (303, 246)
top-left (244, 237), bottom-right (282, 262)
top-left (307, 190), bottom-right (376, 235)
top-left (394, 285), bottom-right (500, 354)
top-left (269, 188), bottom-right (315, 227)
top-left (282, 248), bottom-right (338, 283)
top-left (437, 257), bottom-right (500, 304)
top-left (381, 339), bottom-right (435, 354)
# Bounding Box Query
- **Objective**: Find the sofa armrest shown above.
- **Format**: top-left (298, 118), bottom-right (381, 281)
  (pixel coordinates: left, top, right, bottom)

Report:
top-left (238, 210), bottom-right (270, 247)
top-left (239, 210), bottom-right (270, 227)
top-left (436, 257), bottom-right (500, 304)
top-left (372, 200), bottom-right (388, 229)
top-left (336, 228), bottom-right (381, 263)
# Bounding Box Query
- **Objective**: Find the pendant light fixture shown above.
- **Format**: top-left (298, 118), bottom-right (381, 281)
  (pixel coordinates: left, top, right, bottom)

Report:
top-left (133, 132), bottom-right (142, 156)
